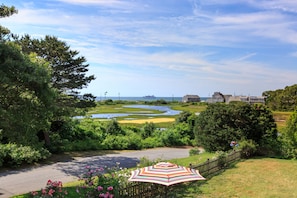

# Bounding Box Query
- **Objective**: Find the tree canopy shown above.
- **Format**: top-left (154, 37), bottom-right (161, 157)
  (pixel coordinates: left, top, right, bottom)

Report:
top-left (263, 84), bottom-right (297, 111)
top-left (194, 102), bottom-right (278, 152)
top-left (0, 4), bottom-right (17, 40)
top-left (0, 42), bottom-right (56, 145)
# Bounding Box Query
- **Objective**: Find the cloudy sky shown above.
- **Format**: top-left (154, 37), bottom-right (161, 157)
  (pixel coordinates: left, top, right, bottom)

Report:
top-left (2, 0), bottom-right (297, 97)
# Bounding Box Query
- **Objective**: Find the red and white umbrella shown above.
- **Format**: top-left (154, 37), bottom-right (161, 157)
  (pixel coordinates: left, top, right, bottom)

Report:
top-left (128, 162), bottom-right (205, 186)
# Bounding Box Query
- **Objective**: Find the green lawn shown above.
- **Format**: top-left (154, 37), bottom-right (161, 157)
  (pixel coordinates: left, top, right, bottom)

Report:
top-left (173, 158), bottom-right (297, 198)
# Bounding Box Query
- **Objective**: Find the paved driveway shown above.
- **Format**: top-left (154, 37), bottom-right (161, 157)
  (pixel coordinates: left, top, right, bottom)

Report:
top-left (0, 147), bottom-right (190, 198)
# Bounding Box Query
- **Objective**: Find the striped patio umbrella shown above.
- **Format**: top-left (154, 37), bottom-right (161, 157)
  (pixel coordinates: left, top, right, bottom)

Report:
top-left (128, 162), bottom-right (205, 186)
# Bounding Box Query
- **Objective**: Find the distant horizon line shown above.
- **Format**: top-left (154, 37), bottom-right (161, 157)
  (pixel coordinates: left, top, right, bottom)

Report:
top-left (95, 96), bottom-right (211, 98)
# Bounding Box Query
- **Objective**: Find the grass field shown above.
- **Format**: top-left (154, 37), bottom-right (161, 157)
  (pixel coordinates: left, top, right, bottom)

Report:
top-left (178, 158), bottom-right (297, 198)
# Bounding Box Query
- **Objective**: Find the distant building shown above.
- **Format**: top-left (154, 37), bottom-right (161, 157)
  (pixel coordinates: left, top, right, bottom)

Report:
top-left (182, 95), bottom-right (201, 103)
top-left (227, 96), bottom-right (266, 104)
top-left (206, 92), bottom-right (265, 105)
top-left (206, 92), bottom-right (226, 103)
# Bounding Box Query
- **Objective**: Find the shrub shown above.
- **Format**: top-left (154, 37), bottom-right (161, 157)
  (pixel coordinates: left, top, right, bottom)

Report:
top-left (189, 147), bottom-right (201, 156)
top-left (160, 129), bottom-right (185, 146)
top-left (102, 135), bottom-right (129, 150)
top-left (141, 122), bottom-right (156, 139)
top-left (0, 143), bottom-right (51, 167)
top-left (142, 137), bottom-right (163, 148)
top-left (64, 139), bottom-right (104, 151)
top-left (215, 151), bottom-right (228, 168)
top-left (239, 139), bottom-right (258, 158)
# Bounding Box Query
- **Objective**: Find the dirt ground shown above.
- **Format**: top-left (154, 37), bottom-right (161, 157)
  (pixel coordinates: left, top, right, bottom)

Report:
top-left (118, 117), bottom-right (175, 124)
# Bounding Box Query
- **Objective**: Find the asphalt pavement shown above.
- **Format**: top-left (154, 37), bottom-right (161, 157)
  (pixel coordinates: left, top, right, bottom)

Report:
top-left (0, 147), bottom-right (191, 198)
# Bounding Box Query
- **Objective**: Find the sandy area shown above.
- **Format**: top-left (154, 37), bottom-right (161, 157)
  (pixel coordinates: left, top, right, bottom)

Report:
top-left (118, 117), bottom-right (175, 124)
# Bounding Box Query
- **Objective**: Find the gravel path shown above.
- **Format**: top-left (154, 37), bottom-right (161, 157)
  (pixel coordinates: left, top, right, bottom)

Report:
top-left (0, 147), bottom-right (191, 198)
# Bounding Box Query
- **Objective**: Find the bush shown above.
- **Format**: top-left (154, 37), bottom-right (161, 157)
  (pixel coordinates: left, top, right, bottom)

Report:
top-left (215, 151), bottom-right (228, 168)
top-left (160, 129), bottom-right (185, 146)
top-left (64, 139), bottom-right (104, 151)
top-left (102, 135), bottom-right (129, 150)
top-left (189, 147), bottom-right (201, 156)
top-left (239, 139), bottom-right (258, 158)
top-left (0, 143), bottom-right (51, 167)
top-left (142, 137), bottom-right (163, 148)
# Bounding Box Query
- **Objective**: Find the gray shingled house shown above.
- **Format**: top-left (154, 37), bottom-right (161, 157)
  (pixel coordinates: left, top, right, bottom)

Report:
top-left (182, 95), bottom-right (201, 103)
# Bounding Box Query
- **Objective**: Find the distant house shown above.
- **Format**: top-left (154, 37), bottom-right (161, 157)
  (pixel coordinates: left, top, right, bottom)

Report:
top-left (206, 92), bottom-right (265, 105)
top-left (182, 95), bottom-right (201, 103)
top-left (226, 96), bottom-right (266, 104)
top-left (206, 92), bottom-right (226, 103)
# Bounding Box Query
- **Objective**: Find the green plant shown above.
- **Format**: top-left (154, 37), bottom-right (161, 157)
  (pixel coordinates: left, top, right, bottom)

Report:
top-left (239, 139), bottom-right (258, 158)
top-left (0, 143), bottom-right (51, 167)
top-left (77, 163), bottom-right (129, 197)
top-left (189, 147), bottom-right (201, 156)
top-left (215, 151), bottom-right (227, 168)
top-left (30, 180), bottom-right (68, 198)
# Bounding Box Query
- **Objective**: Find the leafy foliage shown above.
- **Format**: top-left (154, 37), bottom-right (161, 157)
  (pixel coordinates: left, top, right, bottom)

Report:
top-left (239, 139), bottom-right (258, 158)
top-left (0, 43), bottom-right (56, 145)
top-left (263, 84), bottom-right (297, 111)
top-left (0, 4), bottom-right (18, 40)
top-left (0, 143), bottom-right (51, 167)
top-left (17, 35), bottom-right (96, 116)
top-left (141, 122), bottom-right (156, 138)
top-left (280, 108), bottom-right (297, 159)
top-left (194, 102), bottom-right (278, 152)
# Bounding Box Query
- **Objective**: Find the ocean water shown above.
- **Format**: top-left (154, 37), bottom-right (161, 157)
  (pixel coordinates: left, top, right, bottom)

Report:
top-left (96, 96), bottom-right (209, 102)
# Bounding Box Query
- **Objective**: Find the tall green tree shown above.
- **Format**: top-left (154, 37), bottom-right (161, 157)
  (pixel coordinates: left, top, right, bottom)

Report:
top-left (16, 35), bottom-right (96, 146)
top-left (0, 42), bottom-right (56, 145)
top-left (17, 35), bottom-right (96, 114)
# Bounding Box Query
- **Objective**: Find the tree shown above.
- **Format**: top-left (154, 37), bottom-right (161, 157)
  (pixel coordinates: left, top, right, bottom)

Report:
top-left (263, 84), bottom-right (297, 111)
top-left (106, 119), bottom-right (124, 136)
top-left (16, 35), bottom-right (96, 146)
top-left (17, 35), bottom-right (96, 115)
top-left (0, 42), bottom-right (56, 145)
top-left (194, 103), bottom-right (241, 151)
top-left (175, 111), bottom-right (197, 139)
top-left (141, 122), bottom-right (156, 139)
top-left (0, 4), bottom-right (18, 40)
top-left (194, 102), bottom-right (278, 152)
top-left (280, 109), bottom-right (297, 159)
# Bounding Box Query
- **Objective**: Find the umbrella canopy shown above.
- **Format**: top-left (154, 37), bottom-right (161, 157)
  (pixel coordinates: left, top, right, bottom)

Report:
top-left (128, 162), bottom-right (205, 186)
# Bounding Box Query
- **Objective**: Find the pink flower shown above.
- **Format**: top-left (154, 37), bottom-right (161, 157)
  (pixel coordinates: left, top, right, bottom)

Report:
top-left (48, 189), bottom-right (55, 196)
top-left (107, 186), bottom-right (113, 191)
top-left (41, 189), bottom-right (47, 195)
top-left (97, 186), bottom-right (104, 191)
top-left (31, 191), bottom-right (38, 196)
top-left (47, 180), bottom-right (52, 185)
top-left (99, 193), bottom-right (105, 197)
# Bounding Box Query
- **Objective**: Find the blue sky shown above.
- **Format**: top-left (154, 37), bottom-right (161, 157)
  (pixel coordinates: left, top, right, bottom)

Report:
top-left (2, 0), bottom-right (297, 97)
